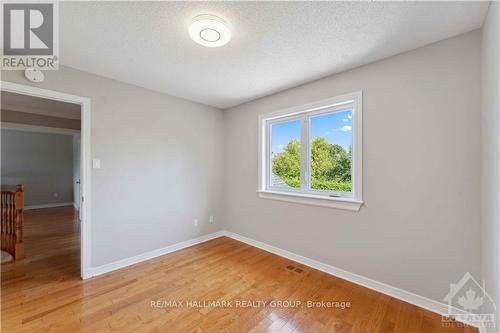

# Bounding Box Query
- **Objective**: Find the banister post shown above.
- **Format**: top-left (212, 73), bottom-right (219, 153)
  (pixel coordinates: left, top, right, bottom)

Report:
top-left (14, 184), bottom-right (24, 260)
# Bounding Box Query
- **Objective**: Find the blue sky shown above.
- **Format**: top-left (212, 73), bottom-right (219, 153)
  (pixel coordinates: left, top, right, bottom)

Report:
top-left (271, 109), bottom-right (352, 154)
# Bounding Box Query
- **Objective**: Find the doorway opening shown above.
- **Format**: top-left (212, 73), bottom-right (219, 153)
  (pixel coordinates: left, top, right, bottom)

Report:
top-left (0, 82), bottom-right (91, 279)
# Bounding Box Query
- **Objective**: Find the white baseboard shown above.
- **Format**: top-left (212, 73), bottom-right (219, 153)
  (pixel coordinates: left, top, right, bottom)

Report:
top-left (25, 202), bottom-right (74, 210)
top-left (223, 230), bottom-right (483, 330)
top-left (87, 230), bottom-right (225, 278)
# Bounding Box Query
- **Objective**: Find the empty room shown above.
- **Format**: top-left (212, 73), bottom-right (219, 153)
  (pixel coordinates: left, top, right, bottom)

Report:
top-left (0, 1), bottom-right (499, 333)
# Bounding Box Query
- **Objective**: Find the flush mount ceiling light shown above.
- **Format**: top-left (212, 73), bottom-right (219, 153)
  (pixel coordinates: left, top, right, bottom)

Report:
top-left (189, 14), bottom-right (231, 47)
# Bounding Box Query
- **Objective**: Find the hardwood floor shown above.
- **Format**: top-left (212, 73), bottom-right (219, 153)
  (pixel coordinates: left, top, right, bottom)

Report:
top-left (1, 207), bottom-right (477, 333)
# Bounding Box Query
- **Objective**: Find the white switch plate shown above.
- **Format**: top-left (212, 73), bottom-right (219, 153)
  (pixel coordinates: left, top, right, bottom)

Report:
top-left (194, 219), bottom-right (198, 227)
top-left (92, 159), bottom-right (101, 169)
top-left (209, 216), bottom-right (214, 223)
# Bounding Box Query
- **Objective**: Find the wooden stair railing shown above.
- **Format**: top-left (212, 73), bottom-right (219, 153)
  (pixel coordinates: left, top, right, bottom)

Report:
top-left (1, 184), bottom-right (24, 261)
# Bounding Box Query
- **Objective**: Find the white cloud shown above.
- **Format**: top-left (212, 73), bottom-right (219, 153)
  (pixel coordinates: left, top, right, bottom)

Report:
top-left (341, 125), bottom-right (352, 132)
top-left (343, 113), bottom-right (352, 122)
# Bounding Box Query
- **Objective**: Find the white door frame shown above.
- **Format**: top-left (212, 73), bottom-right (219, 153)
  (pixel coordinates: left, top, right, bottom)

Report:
top-left (1, 81), bottom-right (92, 279)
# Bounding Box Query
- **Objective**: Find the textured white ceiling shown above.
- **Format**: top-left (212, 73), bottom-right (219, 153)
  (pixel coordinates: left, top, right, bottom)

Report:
top-left (60, 2), bottom-right (488, 109)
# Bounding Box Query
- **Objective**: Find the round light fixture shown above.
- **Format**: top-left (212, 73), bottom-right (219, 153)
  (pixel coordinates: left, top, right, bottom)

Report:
top-left (189, 14), bottom-right (231, 47)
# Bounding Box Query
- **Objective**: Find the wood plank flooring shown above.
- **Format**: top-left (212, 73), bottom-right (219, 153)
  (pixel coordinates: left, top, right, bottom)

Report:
top-left (1, 207), bottom-right (478, 332)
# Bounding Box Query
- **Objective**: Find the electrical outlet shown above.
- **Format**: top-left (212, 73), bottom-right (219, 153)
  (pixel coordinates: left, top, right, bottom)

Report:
top-left (194, 219), bottom-right (198, 227)
top-left (209, 216), bottom-right (214, 223)
top-left (53, 193), bottom-right (59, 198)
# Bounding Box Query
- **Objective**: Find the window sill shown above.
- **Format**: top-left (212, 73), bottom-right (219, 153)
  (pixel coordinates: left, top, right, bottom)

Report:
top-left (257, 190), bottom-right (363, 211)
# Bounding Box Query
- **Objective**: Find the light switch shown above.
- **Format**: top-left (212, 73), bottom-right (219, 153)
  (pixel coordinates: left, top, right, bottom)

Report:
top-left (92, 159), bottom-right (101, 169)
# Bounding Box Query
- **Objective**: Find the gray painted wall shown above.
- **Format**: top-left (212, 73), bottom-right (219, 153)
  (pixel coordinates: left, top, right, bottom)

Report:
top-left (1, 66), bottom-right (225, 268)
top-left (1, 130), bottom-right (74, 206)
top-left (481, 3), bottom-right (500, 332)
top-left (223, 31), bottom-right (481, 303)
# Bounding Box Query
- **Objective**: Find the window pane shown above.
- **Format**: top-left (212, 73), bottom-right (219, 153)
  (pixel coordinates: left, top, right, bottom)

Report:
top-left (270, 119), bottom-right (301, 188)
top-left (310, 110), bottom-right (352, 192)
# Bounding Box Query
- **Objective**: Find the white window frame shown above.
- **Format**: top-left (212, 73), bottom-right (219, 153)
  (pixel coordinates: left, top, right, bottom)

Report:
top-left (258, 91), bottom-right (363, 211)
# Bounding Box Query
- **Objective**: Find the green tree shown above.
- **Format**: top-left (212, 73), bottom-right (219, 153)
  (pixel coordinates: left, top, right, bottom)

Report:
top-left (311, 137), bottom-right (333, 180)
top-left (272, 139), bottom-right (300, 187)
top-left (273, 137), bottom-right (352, 192)
top-left (326, 144), bottom-right (351, 182)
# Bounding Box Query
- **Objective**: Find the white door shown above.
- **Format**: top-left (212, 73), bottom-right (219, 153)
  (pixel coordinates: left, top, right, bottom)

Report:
top-left (73, 135), bottom-right (81, 218)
